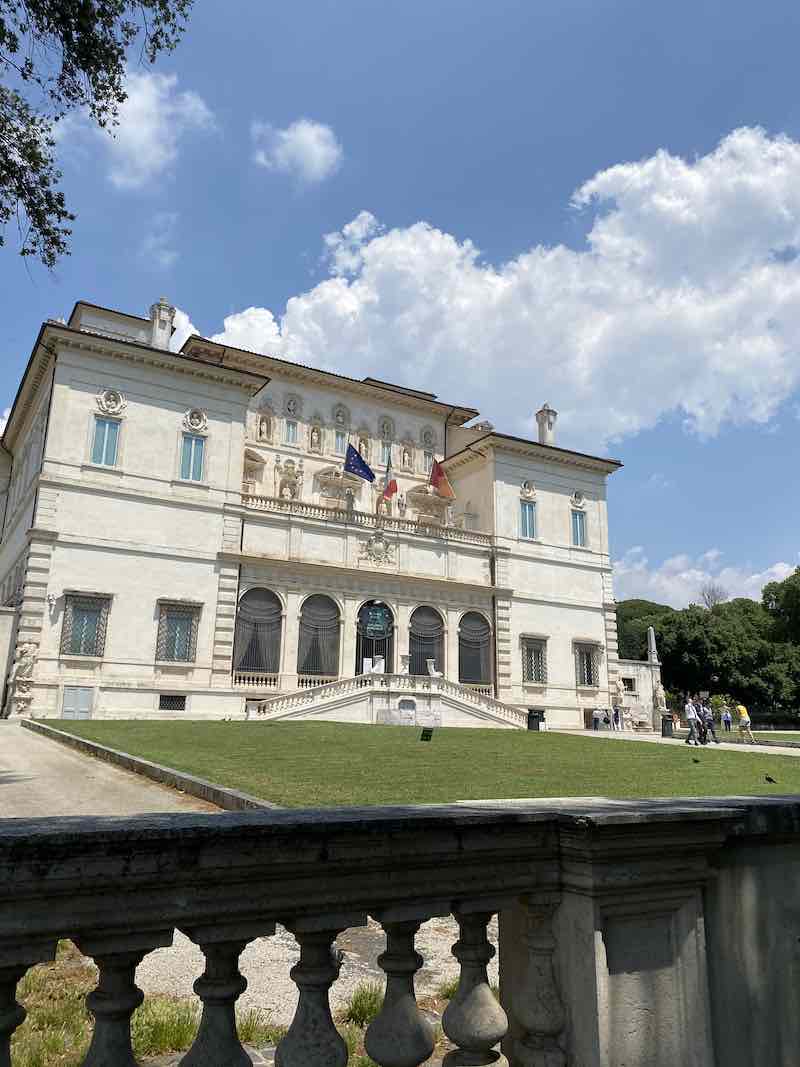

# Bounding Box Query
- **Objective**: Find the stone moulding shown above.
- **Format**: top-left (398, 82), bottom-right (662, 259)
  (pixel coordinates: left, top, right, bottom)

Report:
top-left (1, 794), bottom-right (799, 1066)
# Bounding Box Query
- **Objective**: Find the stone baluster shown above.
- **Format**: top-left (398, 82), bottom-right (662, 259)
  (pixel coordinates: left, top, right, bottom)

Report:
top-left (179, 922), bottom-right (275, 1066)
top-left (276, 913), bottom-right (365, 1067)
top-left (365, 906), bottom-right (443, 1067)
top-left (513, 894), bottom-right (565, 1067)
top-left (442, 907), bottom-right (508, 1067)
top-left (1, 942), bottom-right (56, 1067)
top-left (76, 930), bottom-right (173, 1067)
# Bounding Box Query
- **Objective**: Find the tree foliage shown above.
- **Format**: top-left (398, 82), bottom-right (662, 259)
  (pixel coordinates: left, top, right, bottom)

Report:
top-left (617, 569), bottom-right (800, 717)
top-left (1, 0), bottom-right (193, 266)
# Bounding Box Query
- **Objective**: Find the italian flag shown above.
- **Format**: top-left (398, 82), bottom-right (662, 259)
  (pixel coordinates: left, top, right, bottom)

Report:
top-left (382, 457), bottom-right (398, 500)
top-left (430, 459), bottom-right (456, 500)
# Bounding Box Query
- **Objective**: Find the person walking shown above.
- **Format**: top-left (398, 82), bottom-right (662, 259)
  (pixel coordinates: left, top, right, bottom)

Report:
top-left (612, 705), bottom-right (621, 732)
top-left (592, 708), bottom-right (601, 731)
top-left (737, 703), bottom-right (755, 744)
top-left (703, 704), bottom-right (719, 744)
top-left (721, 705), bottom-right (732, 733)
top-left (695, 697), bottom-right (708, 745)
top-left (684, 697), bottom-right (700, 745)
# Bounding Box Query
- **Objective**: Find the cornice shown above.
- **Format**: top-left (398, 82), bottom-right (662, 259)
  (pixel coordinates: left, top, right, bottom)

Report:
top-left (219, 549), bottom-right (512, 597)
top-left (54, 328), bottom-right (266, 393)
top-left (182, 337), bottom-right (478, 424)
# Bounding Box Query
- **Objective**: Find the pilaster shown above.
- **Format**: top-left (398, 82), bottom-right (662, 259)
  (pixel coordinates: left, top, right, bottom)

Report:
top-left (211, 563), bottom-right (240, 686)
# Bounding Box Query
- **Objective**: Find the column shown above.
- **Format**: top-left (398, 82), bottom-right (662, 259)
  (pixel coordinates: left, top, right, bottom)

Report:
top-left (281, 589), bottom-right (302, 690)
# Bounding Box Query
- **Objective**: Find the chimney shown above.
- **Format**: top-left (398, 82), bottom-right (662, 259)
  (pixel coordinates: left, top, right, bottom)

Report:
top-left (535, 403), bottom-right (558, 446)
top-left (149, 296), bottom-right (175, 350)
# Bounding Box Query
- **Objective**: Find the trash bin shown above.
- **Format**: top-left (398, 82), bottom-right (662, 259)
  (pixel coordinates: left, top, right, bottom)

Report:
top-left (661, 714), bottom-right (674, 739)
top-left (527, 709), bottom-right (542, 732)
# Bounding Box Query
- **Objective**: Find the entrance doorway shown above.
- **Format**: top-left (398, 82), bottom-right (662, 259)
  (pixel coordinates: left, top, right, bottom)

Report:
top-left (356, 600), bottom-right (394, 674)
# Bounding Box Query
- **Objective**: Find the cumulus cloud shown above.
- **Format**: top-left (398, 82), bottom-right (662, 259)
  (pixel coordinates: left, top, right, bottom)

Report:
top-left (170, 308), bottom-right (200, 351)
top-left (613, 546), bottom-right (796, 607)
top-left (62, 71), bottom-right (214, 189)
top-left (139, 212), bottom-right (180, 269)
top-left (251, 118), bottom-right (343, 184)
top-left (0, 408), bottom-right (10, 436)
top-left (183, 127), bottom-right (800, 449)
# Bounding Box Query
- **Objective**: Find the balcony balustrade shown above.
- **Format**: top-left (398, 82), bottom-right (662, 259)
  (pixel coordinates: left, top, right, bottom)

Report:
top-left (1, 797), bottom-right (798, 1066)
top-left (241, 493), bottom-right (493, 548)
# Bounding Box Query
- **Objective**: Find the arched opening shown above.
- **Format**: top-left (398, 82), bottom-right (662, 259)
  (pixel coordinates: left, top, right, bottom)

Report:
top-left (356, 600), bottom-right (394, 674)
top-left (233, 589), bottom-right (282, 675)
top-left (458, 612), bottom-right (493, 686)
top-left (409, 606), bottom-right (444, 676)
top-left (297, 595), bottom-right (340, 678)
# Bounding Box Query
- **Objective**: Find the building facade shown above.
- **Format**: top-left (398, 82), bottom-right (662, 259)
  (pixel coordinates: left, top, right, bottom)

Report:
top-left (0, 298), bottom-right (632, 729)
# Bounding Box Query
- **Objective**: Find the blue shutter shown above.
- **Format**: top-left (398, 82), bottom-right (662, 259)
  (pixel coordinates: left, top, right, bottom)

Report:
top-left (192, 436), bottom-right (204, 481)
top-left (92, 418), bottom-right (118, 465)
top-left (180, 435), bottom-right (192, 480)
top-left (181, 434), bottom-right (204, 481)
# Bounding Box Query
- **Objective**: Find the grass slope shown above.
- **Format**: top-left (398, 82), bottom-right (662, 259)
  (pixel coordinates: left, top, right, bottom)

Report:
top-left (44, 721), bottom-right (800, 807)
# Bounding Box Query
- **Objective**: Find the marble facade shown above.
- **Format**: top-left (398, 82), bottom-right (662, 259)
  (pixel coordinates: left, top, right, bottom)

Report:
top-left (0, 298), bottom-right (635, 728)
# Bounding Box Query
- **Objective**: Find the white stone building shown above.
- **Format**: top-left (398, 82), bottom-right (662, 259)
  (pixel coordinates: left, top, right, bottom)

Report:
top-left (0, 298), bottom-right (635, 729)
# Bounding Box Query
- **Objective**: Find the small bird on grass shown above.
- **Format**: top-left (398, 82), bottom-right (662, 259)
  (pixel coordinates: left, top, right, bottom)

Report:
top-left (692, 758), bottom-right (701, 764)
top-left (765, 775), bottom-right (777, 784)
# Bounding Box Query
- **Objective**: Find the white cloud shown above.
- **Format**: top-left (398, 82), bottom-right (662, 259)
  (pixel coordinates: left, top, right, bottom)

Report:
top-left (139, 212), bottom-right (179, 269)
top-left (170, 308), bottom-right (200, 351)
top-left (0, 408), bottom-right (10, 436)
top-left (62, 71), bottom-right (214, 189)
top-left (194, 127), bottom-right (800, 450)
top-left (613, 546), bottom-right (796, 607)
top-left (251, 118), bottom-right (343, 184)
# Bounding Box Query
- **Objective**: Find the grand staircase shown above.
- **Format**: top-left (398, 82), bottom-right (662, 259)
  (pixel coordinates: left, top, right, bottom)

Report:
top-left (251, 673), bottom-right (528, 729)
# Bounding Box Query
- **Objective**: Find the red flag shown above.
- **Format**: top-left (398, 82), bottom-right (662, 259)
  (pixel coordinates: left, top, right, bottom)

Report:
top-left (430, 459), bottom-right (455, 500)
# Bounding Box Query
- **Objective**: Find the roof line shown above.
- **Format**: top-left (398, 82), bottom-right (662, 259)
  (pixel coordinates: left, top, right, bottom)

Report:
top-left (445, 431), bottom-right (622, 471)
top-left (180, 335), bottom-right (479, 419)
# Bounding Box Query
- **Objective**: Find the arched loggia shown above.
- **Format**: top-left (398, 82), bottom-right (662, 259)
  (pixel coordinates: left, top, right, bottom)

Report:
top-left (233, 589), bottom-right (282, 674)
top-left (458, 612), bottom-right (493, 685)
top-left (409, 606), bottom-right (444, 676)
top-left (297, 595), bottom-right (341, 677)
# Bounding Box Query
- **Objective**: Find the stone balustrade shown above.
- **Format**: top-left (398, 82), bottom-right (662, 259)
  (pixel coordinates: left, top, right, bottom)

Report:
top-left (255, 673), bottom-right (529, 728)
top-left (3, 797), bottom-right (799, 1066)
top-left (241, 493), bottom-right (493, 547)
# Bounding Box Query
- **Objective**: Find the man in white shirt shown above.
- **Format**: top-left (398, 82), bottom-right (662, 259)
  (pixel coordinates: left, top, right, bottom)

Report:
top-left (684, 698), bottom-right (700, 746)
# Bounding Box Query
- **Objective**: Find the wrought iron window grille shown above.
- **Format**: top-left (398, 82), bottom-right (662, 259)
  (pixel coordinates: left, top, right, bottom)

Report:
top-left (60, 595), bottom-right (110, 657)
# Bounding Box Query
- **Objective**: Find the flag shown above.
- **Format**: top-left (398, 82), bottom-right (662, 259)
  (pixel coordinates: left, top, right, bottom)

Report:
top-left (430, 459), bottom-right (456, 500)
top-left (382, 457), bottom-right (398, 500)
top-left (344, 443), bottom-right (375, 482)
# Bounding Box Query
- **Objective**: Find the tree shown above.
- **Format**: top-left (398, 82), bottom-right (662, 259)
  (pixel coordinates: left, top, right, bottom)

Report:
top-left (1, 0), bottom-right (193, 267)
top-left (615, 598), bottom-right (674, 660)
top-left (763, 567), bottom-right (800, 643)
top-left (700, 580), bottom-right (728, 609)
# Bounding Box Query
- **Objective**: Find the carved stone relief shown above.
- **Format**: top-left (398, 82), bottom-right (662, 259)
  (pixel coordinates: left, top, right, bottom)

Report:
top-left (183, 408), bottom-right (208, 433)
top-left (96, 389), bottom-right (127, 416)
top-left (275, 457), bottom-right (304, 500)
top-left (359, 530), bottom-right (396, 567)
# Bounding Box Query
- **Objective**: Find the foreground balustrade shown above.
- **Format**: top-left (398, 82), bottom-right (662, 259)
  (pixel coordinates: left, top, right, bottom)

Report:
top-left (2, 797), bottom-right (799, 1066)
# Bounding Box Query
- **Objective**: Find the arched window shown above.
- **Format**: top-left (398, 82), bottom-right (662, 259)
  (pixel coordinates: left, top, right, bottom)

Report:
top-left (297, 595), bottom-right (341, 677)
top-left (409, 606), bottom-right (444, 676)
top-left (234, 589), bottom-right (282, 674)
top-left (459, 612), bottom-right (492, 685)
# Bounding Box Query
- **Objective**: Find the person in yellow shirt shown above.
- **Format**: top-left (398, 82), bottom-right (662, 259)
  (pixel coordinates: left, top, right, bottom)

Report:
top-left (737, 703), bottom-right (755, 744)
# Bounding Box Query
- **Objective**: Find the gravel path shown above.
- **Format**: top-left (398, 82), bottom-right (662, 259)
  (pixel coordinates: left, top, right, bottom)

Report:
top-left (138, 915), bottom-right (499, 1026)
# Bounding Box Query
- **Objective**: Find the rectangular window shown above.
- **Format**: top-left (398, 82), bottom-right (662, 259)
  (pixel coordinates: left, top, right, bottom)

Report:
top-left (575, 643), bottom-right (599, 687)
top-left (334, 430), bottom-right (347, 455)
top-left (522, 639), bottom-right (547, 683)
top-left (520, 500), bottom-right (537, 539)
top-left (159, 693), bottom-right (187, 712)
top-left (156, 602), bottom-right (200, 662)
top-left (622, 676), bottom-right (636, 693)
top-left (381, 441), bottom-right (392, 466)
top-left (571, 509), bottom-right (587, 547)
top-left (61, 595), bottom-right (110, 657)
top-left (91, 417), bottom-right (119, 466)
top-left (180, 434), bottom-right (205, 481)
top-left (423, 451), bottom-right (434, 474)
top-left (285, 419), bottom-right (298, 444)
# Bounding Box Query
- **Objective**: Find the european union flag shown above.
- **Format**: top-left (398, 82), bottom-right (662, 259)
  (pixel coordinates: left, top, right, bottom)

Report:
top-left (344, 443), bottom-right (375, 482)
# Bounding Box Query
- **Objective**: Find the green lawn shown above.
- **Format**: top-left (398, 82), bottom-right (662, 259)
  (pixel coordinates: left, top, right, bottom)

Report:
top-left (42, 720), bottom-right (800, 808)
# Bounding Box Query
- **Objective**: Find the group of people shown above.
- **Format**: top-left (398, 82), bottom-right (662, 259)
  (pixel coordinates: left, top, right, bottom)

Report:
top-left (683, 696), bottom-right (755, 745)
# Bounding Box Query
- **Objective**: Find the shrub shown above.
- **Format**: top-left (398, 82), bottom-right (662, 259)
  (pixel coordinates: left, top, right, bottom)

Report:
top-left (341, 981), bottom-right (384, 1027)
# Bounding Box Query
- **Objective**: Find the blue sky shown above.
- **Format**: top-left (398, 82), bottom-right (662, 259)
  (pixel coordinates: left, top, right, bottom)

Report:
top-left (3, 0), bottom-right (800, 606)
